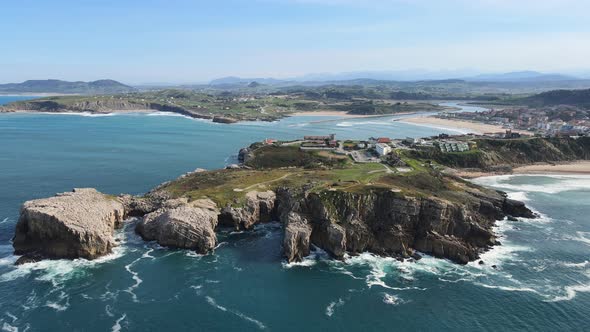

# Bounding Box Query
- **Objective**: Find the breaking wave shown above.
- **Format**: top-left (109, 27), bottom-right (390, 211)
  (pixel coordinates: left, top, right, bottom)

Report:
top-left (472, 174), bottom-right (590, 194)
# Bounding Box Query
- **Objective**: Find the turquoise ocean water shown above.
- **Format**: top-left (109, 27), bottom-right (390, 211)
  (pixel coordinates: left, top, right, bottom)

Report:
top-left (0, 97), bottom-right (588, 331)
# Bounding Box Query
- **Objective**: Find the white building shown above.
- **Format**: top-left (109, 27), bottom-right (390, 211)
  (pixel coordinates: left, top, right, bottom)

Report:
top-left (438, 141), bottom-right (469, 153)
top-left (375, 143), bottom-right (392, 156)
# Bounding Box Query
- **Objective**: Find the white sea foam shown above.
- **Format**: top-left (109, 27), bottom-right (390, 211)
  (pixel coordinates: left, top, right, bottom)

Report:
top-left (124, 258), bottom-right (143, 303)
top-left (140, 247), bottom-right (156, 259)
top-left (506, 191), bottom-right (529, 202)
top-left (1, 322), bottom-right (18, 332)
top-left (382, 293), bottom-right (404, 306)
top-left (473, 174), bottom-right (590, 194)
top-left (21, 290), bottom-right (38, 311)
top-left (572, 231), bottom-right (590, 246)
top-left (281, 246), bottom-right (329, 269)
top-left (185, 251), bottom-right (205, 258)
top-left (190, 284), bottom-right (203, 295)
top-left (396, 121), bottom-right (472, 134)
top-left (0, 218), bottom-right (11, 224)
top-left (547, 282), bottom-right (590, 302)
top-left (473, 282), bottom-right (541, 294)
top-left (111, 314), bottom-right (127, 332)
top-left (39, 111), bottom-right (117, 117)
top-left (3, 314), bottom-right (16, 325)
top-left (0, 256), bottom-right (18, 267)
top-left (105, 305), bottom-right (114, 317)
top-left (205, 296), bottom-right (266, 330)
top-left (0, 226), bottom-right (128, 283)
top-left (45, 291), bottom-right (70, 312)
top-left (561, 260), bottom-right (589, 268)
top-left (325, 298), bottom-right (345, 317)
top-left (341, 253), bottom-right (429, 290)
top-left (146, 111), bottom-right (191, 119)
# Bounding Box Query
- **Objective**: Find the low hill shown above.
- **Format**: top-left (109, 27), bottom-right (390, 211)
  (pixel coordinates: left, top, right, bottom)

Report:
top-left (519, 89), bottom-right (590, 109)
top-left (405, 137), bottom-right (590, 170)
top-left (0, 79), bottom-right (136, 94)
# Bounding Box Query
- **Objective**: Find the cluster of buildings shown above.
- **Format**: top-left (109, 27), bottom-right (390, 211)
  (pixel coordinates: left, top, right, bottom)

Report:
top-left (439, 106), bottom-right (590, 136)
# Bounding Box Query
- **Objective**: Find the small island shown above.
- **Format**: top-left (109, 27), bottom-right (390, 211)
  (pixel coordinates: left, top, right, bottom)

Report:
top-left (14, 133), bottom-right (589, 267)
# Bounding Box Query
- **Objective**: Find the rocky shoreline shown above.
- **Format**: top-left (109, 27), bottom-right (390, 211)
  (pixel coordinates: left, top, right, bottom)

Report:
top-left (12, 178), bottom-right (535, 266)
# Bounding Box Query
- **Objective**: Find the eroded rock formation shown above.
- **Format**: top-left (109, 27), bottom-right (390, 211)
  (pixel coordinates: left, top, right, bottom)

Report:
top-left (218, 191), bottom-right (277, 230)
top-left (135, 199), bottom-right (220, 254)
top-left (12, 188), bottom-right (126, 264)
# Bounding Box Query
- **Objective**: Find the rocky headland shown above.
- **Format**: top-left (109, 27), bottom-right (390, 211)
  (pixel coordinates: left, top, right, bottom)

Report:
top-left (12, 138), bottom-right (564, 266)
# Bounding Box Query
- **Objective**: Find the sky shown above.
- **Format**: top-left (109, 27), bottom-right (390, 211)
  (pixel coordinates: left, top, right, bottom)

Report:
top-left (1, 0), bottom-right (590, 84)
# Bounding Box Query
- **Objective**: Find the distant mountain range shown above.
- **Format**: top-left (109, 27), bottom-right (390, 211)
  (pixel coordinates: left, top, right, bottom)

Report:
top-left (209, 71), bottom-right (585, 86)
top-left (465, 71), bottom-right (578, 82)
top-left (0, 79), bottom-right (135, 94)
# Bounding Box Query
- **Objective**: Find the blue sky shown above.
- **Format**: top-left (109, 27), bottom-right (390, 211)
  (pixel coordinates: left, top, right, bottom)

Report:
top-left (1, 0), bottom-right (589, 83)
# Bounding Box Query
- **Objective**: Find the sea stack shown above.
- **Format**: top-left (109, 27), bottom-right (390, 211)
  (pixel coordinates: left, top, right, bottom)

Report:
top-left (12, 188), bottom-right (126, 264)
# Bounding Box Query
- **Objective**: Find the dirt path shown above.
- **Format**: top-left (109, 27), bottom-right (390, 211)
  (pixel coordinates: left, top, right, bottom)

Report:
top-left (234, 173), bottom-right (293, 192)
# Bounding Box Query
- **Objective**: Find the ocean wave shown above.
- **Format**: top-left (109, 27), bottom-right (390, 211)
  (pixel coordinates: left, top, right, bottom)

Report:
top-left (472, 174), bottom-right (590, 194)
top-left (0, 218), bottom-right (11, 225)
top-left (39, 111), bottom-right (117, 117)
top-left (506, 191), bottom-right (529, 202)
top-left (205, 296), bottom-right (266, 330)
top-left (335, 120), bottom-right (394, 128)
top-left (146, 111), bottom-right (191, 119)
top-left (546, 281), bottom-right (590, 302)
top-left (0, 244), bottom-right (126, 284)
top-left (340, 253), bottom-right (430, 291)
top-left (396, 121), bottom-right (472, 134)
top-left (281, 246), bottom-right (329, 269)
top-left (325, 298), bottom-right (345, 317)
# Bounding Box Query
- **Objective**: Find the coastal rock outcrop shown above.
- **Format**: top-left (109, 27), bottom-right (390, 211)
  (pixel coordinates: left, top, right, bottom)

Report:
top-left (135, 199), bottom-right (220, 254)
top-left (218, 191), bottom-right (277, 230)
top-left (12, 188), bottom-right (126, 264)
top-left (276, 187), bottom-right (534, 264)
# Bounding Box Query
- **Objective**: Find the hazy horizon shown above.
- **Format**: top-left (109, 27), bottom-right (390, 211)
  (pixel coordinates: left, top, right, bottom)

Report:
top-left (2, 0), bottom-right (590, 84)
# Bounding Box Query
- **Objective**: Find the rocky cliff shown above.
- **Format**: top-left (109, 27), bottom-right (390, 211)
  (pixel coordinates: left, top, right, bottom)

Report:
top-left (12, 188), bottom-right (126, 264)
top-left (276, 186), bottom-right (534, 264)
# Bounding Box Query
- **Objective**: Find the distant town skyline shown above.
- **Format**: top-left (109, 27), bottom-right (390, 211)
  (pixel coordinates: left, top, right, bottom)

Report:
top-left (2, 0), bottom-right (590, 83)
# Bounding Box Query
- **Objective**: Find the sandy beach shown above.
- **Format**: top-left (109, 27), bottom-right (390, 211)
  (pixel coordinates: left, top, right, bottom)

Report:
top-left (513, 161), bottom-right (590, 175)
top-left (451, 161), bottom-right (590, 179)
top-left (290, 110), bottom-right (381, 118)
top-left (399, 116), bottom-right (533, 135)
